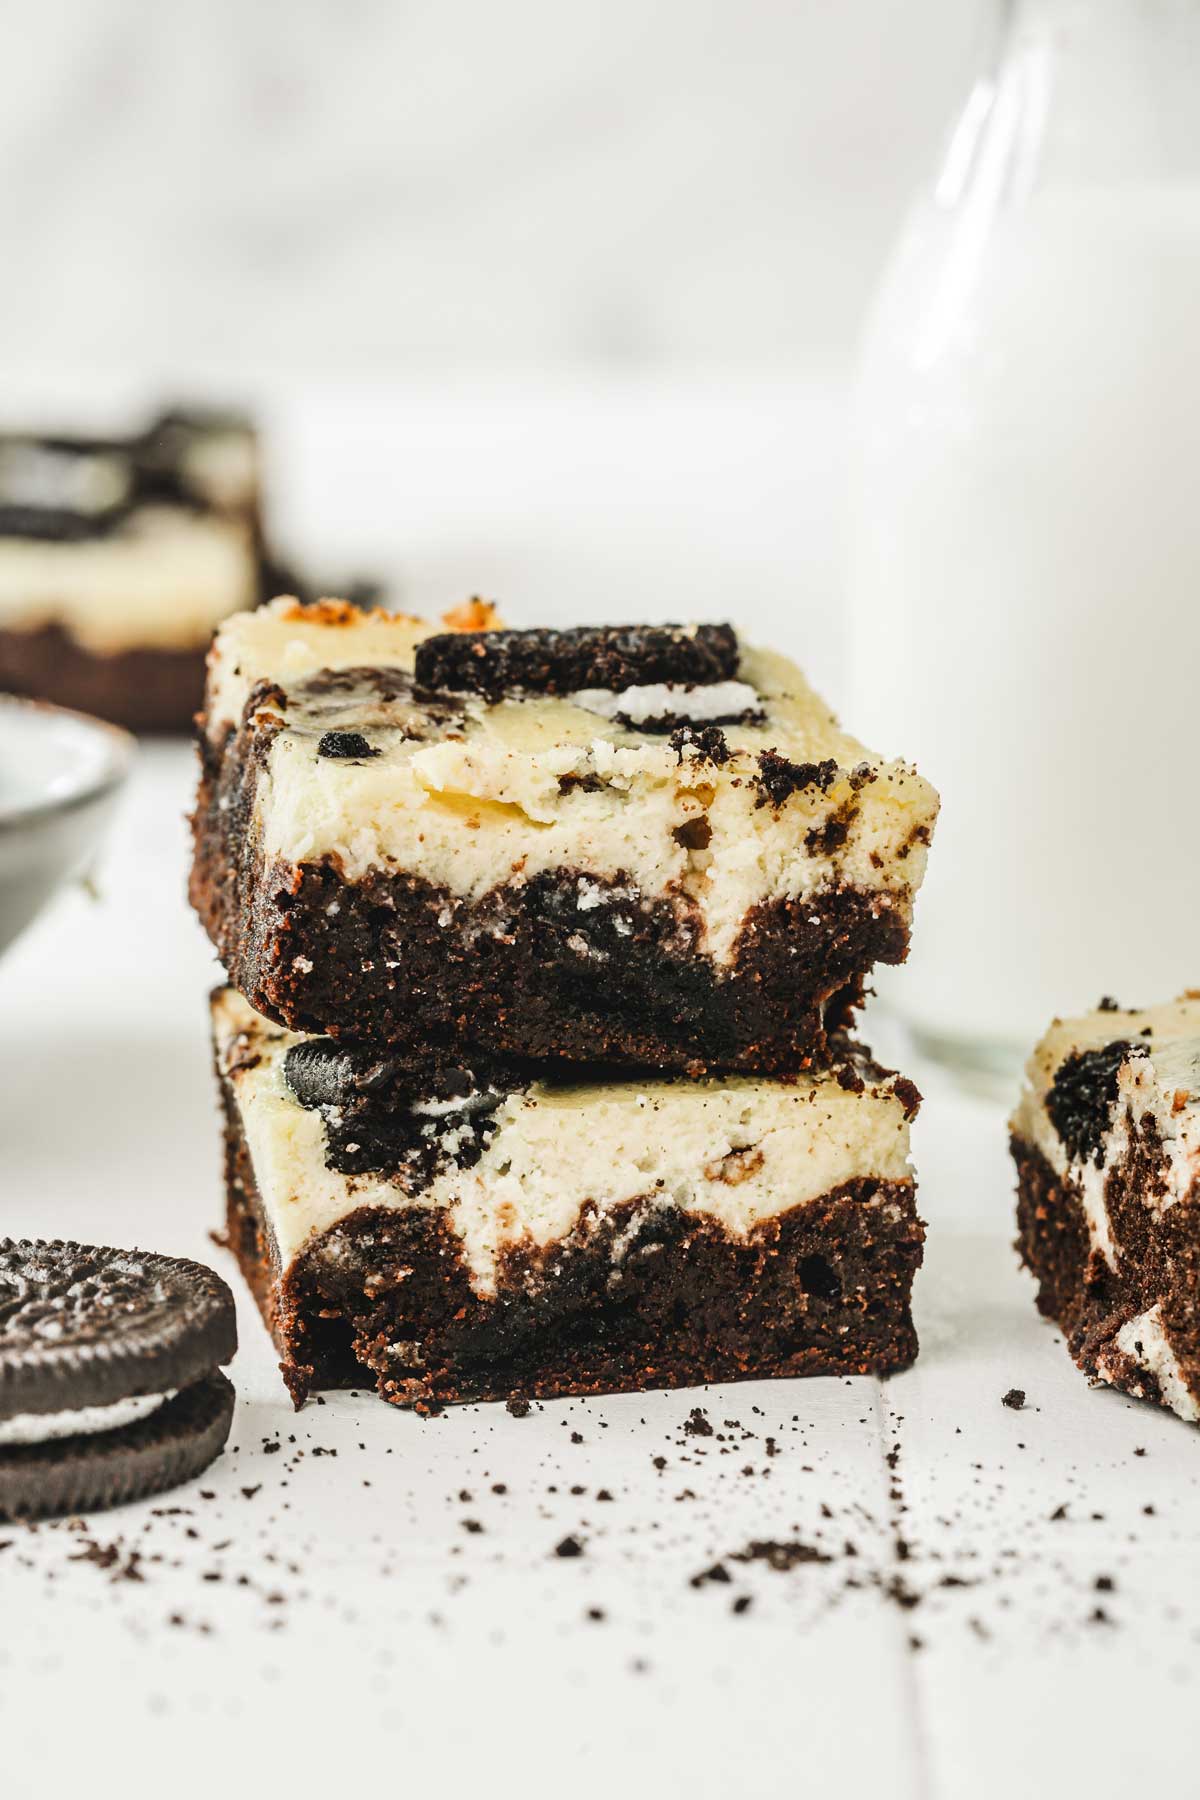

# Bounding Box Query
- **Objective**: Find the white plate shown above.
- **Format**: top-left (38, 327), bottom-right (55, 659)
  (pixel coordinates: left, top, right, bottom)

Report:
top-left (0, 694), bottom-right (134, 956)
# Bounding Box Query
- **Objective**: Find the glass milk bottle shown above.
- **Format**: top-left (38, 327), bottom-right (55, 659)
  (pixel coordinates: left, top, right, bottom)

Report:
top-left (849, 0), bottom-right (1200, 1074)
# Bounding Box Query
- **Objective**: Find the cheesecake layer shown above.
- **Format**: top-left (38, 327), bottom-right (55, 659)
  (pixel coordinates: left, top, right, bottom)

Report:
top-left (212, 988), bottom-right (925, 1409)
top-left (192, 599), bottom-right (937, 1070)
top-left (0, 409), bottom-right (262, 656)
top-left (1012, 994), bottom-right (1200, 1425)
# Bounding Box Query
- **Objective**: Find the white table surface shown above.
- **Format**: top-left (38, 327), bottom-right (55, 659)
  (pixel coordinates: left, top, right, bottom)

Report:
top-left (2, 384), bottom-right (1198, 1799)
top-left (5, 747), bottom-right (1198, 1800)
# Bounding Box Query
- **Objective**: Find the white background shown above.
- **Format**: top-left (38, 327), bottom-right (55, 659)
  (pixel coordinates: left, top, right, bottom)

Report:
top-left (0, 0), bottom-right (984, 382)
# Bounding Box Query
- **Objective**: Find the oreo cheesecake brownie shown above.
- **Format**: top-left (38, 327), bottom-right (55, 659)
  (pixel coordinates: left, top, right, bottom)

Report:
top-left (1013, 994), bottom-right (1200, 1424)
top-left (191, 597), bottom-right (938, 1073)
top-left (0, 407), bottom-right (269, 732)
top-left (212, 987), bottom-right (924, 1408)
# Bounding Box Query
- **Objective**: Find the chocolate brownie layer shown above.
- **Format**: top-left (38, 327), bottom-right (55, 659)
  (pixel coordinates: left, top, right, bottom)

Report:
top-left (191, 598), bottom-right (935, 1070)
top-left (193, 805), bottom-right (899, 1071)
top-left (229, 1166), bottom-right (924, 1412)
top-left (1012, 994), bottom-right (1200, 1424)
top-left (212, 987), bottom-right (924, 1408)
top-left (0, 622), bottom-right (207, 734)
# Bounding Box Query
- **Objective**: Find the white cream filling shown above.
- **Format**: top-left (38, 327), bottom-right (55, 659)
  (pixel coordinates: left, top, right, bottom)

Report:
top-left (1100, 1306), bottom-right (1200, 1424)
top-left (566, 679), bottom-right (762, 725)
top-left (0, 510), bottom-right (258, 652)
top-left (213, 989), bottom-right (915, 1300)
top-left (0, 1389), bottom-right (175, 1449)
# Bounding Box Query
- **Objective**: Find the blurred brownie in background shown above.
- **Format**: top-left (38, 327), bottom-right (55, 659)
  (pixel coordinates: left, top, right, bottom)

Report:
top-left (0, 406), bottom-right (274, 733)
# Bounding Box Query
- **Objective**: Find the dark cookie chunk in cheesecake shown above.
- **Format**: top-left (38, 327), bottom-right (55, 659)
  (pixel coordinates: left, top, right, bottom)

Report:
top-left (414, 622), bottom-right (740, 701)
top-left (0, 1239), bottom-right (237, 1519)
top-left (283, 1039), bottom-right (509, 1184)
top-left (754, 752), bottom-right (839, 811)
top-left (316, 730), bottom-right (381, 760)
top-left (1045, 1040), bottom-right (1145, 1167)
top-left (669, 723), bottom-right (732, 766)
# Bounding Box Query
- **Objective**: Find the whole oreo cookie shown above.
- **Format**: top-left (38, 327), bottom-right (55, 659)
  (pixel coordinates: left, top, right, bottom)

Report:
top-left (0, 1240), bottom-right (237, 1520)
top-left (413, 622), bottom-right (740, 701)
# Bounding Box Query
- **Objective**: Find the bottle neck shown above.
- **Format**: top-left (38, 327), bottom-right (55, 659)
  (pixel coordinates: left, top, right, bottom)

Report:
top-left (1003, 0), bottom-right (1200, 30)
top-left (997, 0), bottom-right (1200, 70)
top-left (950, 0), bottom-right (1200, 196)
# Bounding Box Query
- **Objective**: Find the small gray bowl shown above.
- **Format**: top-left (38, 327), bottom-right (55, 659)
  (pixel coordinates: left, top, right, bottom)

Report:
top-left (0, 695), bottom-right (134, 958)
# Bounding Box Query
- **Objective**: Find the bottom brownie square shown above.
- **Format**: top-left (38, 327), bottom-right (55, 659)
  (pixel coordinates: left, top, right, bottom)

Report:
top-left (211, 989), bottom-right (925, 1410)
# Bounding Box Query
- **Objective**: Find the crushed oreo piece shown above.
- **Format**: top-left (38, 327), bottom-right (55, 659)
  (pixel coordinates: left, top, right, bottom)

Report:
top-left (283, 1040), bottom-right (508, 1186)
top-left (805, 801), bottom-right (858, 856)
top-left (1046, 1041), bottom-right (1142, 1166)
top-left (414, 623), bottom-right (739, 701)
top-left (669, 723), bottom-right (731, 766)
top-left (317, 730), bottom-right (381, 761)
top-left (1001, 1388), bottom-right (1026, 1411)
top-left (891, 1077), bottom-right (921, 1120)
top-left (753, 751), bottom-right (838, 811)
top-left (730, 1539), bottom-right (831, 1572)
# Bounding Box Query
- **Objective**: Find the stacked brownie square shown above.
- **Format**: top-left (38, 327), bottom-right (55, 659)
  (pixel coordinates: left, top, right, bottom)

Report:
top-left (191, 596), bottom-right (938, 1409)
top-left (0, 407), bottom-right (270, 732)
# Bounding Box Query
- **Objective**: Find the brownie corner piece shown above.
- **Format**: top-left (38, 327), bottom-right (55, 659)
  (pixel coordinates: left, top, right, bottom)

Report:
top-left (1012, 993), bottom-right (1200, 1425)
top-left (212, 988), bottom-right (926, 1410)
top-left (191, 599), bottom-right (938, 1070)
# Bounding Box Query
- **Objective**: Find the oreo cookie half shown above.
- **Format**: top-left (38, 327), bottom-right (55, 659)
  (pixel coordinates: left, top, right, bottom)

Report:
top-left (413, 622), bottom-right (740, 701)
top-left (0, 1240), bottom-right (237, 1520)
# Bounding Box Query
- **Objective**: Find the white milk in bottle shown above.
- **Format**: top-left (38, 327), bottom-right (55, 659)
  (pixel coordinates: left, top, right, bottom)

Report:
top-left (849, 0), bottom-right (1200, 1070)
